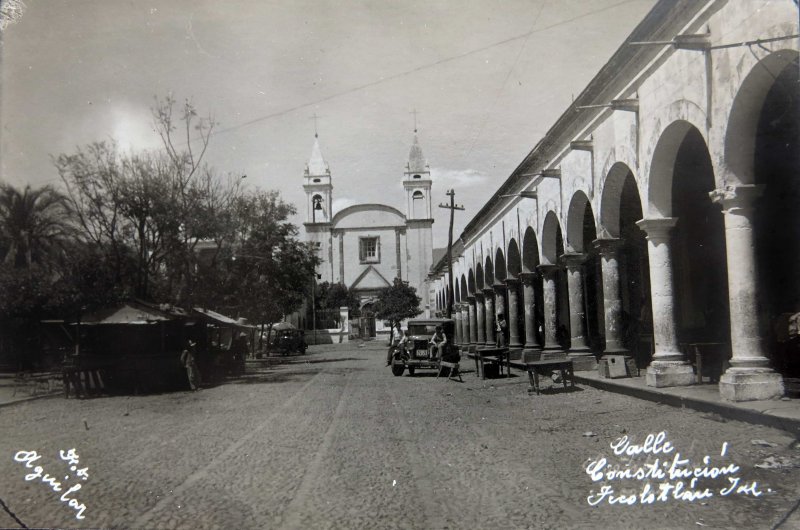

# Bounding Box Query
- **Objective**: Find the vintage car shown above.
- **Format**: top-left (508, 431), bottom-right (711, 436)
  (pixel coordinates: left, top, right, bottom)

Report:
top-left (390, 318), bottom-right (457, 376)
top-left (271, 328), bottom-right (308, 355)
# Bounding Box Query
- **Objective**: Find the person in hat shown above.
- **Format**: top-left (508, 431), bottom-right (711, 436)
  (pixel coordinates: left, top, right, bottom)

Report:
top-left (180, 340), bottom-right (201, 391)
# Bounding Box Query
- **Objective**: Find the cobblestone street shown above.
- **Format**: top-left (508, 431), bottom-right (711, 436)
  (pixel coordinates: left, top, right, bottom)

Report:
top-left (2, 342), bottom-right (800, 529)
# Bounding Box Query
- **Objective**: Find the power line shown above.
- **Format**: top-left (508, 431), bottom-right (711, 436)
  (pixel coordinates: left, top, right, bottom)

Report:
top-left (463, 0), bottom-right (548, 159)
top-left (205, 0), bottom-right (644, 140)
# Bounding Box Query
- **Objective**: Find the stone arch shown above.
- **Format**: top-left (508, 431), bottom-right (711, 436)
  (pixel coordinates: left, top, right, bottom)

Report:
top-left (748, 51), bottom-right (800, 378)
top-left (599, 162), bottom-right (636, 237)
top-left (476, 263), bottom-right (485, 290)
top-left (454, 279), bottom-right (461, 303)
top-left (460, 275), bottom-right (468, 302)
top-left (565, 190), bottom-right (594, 253)
top-left (648, 120), bottom-right (712, 217)
top-left (484, 256), bottom-right (495, 287)
top-left (541, 211), bottom-right (563, 265)
top-left (494, 248), bottom-right (507, 282)
top-left (522, 226), bottom-right (540, 272)
top-left (507, 239), bottom-right (522, 279)
top-left (468, 269), bottom-right (476, 295)
top-left (725, 49), bottom-right (800, 184)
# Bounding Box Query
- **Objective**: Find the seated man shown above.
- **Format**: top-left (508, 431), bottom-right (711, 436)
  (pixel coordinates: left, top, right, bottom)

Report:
top-left (429, 325), bottom-right (447, 360)
top-left (387, 325), bottom-right (405, 366)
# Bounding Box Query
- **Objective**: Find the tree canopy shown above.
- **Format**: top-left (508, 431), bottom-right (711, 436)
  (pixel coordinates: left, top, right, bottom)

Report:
top-left (373, 277), bottom-right (422, 330)
top-left (0, 96), bottom-right (316, 325)
top-left (315, 282), bottom-right (359, 314)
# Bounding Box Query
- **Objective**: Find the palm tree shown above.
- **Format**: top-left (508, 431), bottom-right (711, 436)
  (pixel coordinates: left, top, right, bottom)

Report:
top-left (0, 183), bottom-right (74, 269)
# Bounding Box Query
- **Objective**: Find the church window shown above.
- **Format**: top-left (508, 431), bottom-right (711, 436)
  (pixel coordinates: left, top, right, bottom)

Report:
top-left (412, 190), bottom-right (424, 199)
top-left (359, 236), bottom-right (380, 264)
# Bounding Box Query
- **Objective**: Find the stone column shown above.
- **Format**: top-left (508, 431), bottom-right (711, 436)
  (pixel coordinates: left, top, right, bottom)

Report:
top-left (593, 238), bottom-right (627, 354)
top-left (561, 253), bottom-right (596, 370)
top-left (493, 283), bottom-right (507, 346)
top-left (520, 272), bottom-right (541, 352)
top-left (453, 303), bottom-right (463, 346)
top-left (537, 264), bottom-right (561, 351)
top-left (474, 292), bottom-right (486, 345)
top-left (505, 278), bottom-right (523, 349)
top-left (460, 302), bottom-right (470, 350)
top-left (482, 288), bottom-right (496, 346)
top-left (636, 218), bottom-right (694, 387)
top-left (467, 296), bottom-right (478, 346)
top-left (710, 185), bottom-right (784, 401)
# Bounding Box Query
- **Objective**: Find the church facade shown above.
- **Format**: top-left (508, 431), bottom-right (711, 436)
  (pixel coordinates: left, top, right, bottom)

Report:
top-left (302, 133), bottom-right (434, 337)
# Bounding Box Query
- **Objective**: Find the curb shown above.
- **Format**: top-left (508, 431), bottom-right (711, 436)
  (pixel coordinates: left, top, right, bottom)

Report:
top-left (572, 374), bottom-right (800, 437)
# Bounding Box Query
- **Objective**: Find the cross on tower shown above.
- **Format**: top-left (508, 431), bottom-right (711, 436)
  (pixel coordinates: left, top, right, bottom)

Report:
top-left (310, 113), bottom-right (321, 138)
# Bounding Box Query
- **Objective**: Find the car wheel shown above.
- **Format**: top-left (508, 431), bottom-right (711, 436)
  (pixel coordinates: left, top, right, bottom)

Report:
top-left (391, 364), bottom-right (405, 377)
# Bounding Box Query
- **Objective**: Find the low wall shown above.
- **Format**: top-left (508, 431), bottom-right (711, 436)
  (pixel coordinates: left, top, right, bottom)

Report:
top-left (306, 329), bottom-right (349, 345)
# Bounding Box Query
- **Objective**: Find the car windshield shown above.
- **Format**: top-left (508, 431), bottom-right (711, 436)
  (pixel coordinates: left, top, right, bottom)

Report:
top-left (409, 324), bottom-right (440, 336)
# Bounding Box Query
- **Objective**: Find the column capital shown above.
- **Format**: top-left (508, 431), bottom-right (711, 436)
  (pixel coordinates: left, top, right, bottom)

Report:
top-left (636, 217), bottom-right (678, 243)
top-left (466, 295), bottom-right (476, 303)
top-left (559, 252), bottom-right (586, 269)
top-left (481, 287), bottom-right (495, 297)
top-left (519, 271), bottom-right (539, 284)
top-left (710, 184), bottom-right (763, 212)
top-left (493, 282), bottom-right (507, 293)
top-left (504, 277), bottom-right (520, 287)
top-left (474, 291), bottom-right (485, 301)
top-left (536, 263), bottom-right (561, 276)
top-left (592, 237), bottom-right (622, 256)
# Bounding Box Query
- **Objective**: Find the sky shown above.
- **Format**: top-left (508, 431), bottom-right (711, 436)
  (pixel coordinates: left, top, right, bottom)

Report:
top-left (1, 0), bottom-right (656, 249)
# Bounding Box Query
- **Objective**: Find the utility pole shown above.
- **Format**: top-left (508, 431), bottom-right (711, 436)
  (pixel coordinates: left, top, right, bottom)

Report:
top-left (438, 189), bottom-right (464, 318)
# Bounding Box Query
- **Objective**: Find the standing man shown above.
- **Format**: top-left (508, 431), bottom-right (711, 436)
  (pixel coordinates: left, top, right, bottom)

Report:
top-left (496, 313), bottom-right (507, 348)
top-left (180, 340), bottom-right (201, 391)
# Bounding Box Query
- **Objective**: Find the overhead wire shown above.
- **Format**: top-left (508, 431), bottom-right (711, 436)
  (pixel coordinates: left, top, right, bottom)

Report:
top-left (202, 0), bottom-right (646, 142)
top-left (462, 0), bottom-right (548, 160)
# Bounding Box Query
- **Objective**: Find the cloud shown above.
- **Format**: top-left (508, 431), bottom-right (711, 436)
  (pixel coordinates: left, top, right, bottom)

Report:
top-left (107, 103), bottom-right (162, 155)
top-left (431, 168), bottom-right (490, 188)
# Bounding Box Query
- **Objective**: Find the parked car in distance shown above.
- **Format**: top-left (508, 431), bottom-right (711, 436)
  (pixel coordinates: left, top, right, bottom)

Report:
top-left (271, 329), bottom-right (308, 355)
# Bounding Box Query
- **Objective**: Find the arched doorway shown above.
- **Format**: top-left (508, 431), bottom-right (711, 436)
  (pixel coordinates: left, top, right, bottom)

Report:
top-left (541, 212), bottom-right (567, 350)
top-left (566, 191), bottom-right (602, 356)
top-left (484, 256), bottom-right (496, 345)
top-left (751, 54), bottom-right (800, 379)
top-left (359, 302), bottom-right (376, 339)
top-left (599, 163), bottom-right (651, 359)
top-left (494, 247), bottom-right (508, 325)
top-left (673, 126), bottom-right (730, 350)
top-left (522, 227), bottom-right (543, 350)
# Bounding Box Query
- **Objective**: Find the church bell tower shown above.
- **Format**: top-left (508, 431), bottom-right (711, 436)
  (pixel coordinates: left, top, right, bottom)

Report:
top-left (403, 131), bottom-right (432, 221)
top-left (303, 134), bottom-right (332, 225)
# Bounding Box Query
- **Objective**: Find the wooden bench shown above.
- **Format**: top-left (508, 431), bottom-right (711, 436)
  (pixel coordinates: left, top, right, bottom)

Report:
top-left (682, 342), bottom-right (728, 383)
top-left (474, 347), bottom-right (510, 380)
top-left (63, 368), bottom-right (107, 398)
top-left (437, 361), bottom-right (462, 382)
top-left (525, 359), bottom-right (575, 395)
